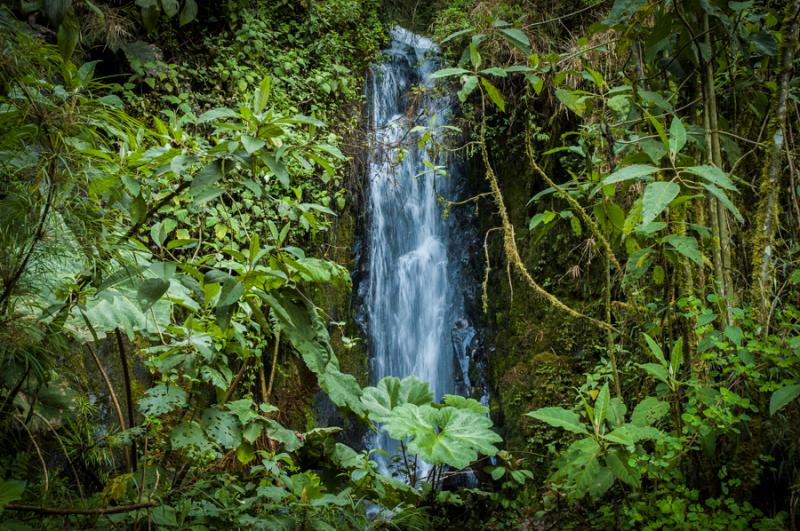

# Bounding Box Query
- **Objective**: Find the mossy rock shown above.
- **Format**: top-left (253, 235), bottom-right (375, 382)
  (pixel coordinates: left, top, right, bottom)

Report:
top-left (490, 349), bottom-right (583, 483)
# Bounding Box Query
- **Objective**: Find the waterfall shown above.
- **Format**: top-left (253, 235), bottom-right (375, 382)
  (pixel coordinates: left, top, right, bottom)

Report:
top-left (362, 27), bottom-right (480, 475)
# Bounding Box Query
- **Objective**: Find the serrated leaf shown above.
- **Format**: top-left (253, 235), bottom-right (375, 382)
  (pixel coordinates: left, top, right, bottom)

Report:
top-left (668, 117), bottom-right (686, 158)
top-left (606, 451), bottom-right (640, 488)
top-left (630, 397), bottom-right (670, 427)
top-left (682, 165), bottom-right (736, 191)
top-left (265, 419), bottom-right (301, 450)
top-left (386, 404), bottom-right (501, 470)
top-left (702, 182), bottom-right (743, 223)
top-left (318, 366), bottom-right (365, 417)
top-left (527, 407), bottom-right (589, 434)
top-left (662, 234), bottom-right (704, 267)
top-left (361, 376), bottom-right (433, 422)
top-left (458, 75), bottom-right (478, 102)
top-left (170, 421), bottom-right (213, 455)
top-left (217, 278), bottom-right (243, 307)
top-left (443, 394), bottom-right (489, 414)
top-left (241, 135), bottom-right (266, 154)
top-left (83, 294), bottom-right (148, 339)
top-left (201, 407), bottom-right (242, 450)
top-left (139, 384), bottom-right (187, 417)
top-left (641, 181), bottom-right (680, 226)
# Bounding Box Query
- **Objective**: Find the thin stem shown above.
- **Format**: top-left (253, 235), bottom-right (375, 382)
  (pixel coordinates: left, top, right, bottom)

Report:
top-left (266, 329), bottom-right (281, 403)
top-left (115, 329), bottom-right (137, 472)
top-left (14, 415), bottom-right (48, 498)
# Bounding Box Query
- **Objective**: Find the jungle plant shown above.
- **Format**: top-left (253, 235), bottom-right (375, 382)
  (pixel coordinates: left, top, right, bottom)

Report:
top-left (360, 376), bottom-right (502, 490)
top-left (528, 383), bottom-right (672, 499)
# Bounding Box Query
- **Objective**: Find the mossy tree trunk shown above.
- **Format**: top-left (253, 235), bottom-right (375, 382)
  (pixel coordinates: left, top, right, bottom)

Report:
top-left (750, 0), bottom-right (800, 325)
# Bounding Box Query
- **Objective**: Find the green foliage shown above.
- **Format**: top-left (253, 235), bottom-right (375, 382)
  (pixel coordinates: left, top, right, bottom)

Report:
top-left (430, 0), bottom-right (800, 525)
top-left (528, 383), bottom-right (670, 499)
top-left (361, 376), bottom-right (502, 487)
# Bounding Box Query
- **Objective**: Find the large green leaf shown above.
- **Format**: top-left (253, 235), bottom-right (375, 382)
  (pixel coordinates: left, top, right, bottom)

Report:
top-left (668, 117), bottom-right (686, 158)
top-left (639, 363), bottom-right (669, 385)
top-left (429, 67), bottom-right (471, 79)
top-left (481, 77), bottom-right (505, 112)
top-left (630, 397), bottom-right (670, 427)
top-left (170, 421), bottom-right (214, 457)
top-left (702, 182), bottom-right (744, 223)
top-left (217, 278), bottom-right (243, 307)
top-left (643, 333), bottom-right (667, 365)
top-left (602, 164), bottom-right (658, 185)
top-left (201, 407), bottom-right (242, 450)
top-left (443, 394), bottom-right (489, 414)
top-left (385, 404), bottom-right (501, 470)
top-left (0, 479), bottom-right (26, 511)
top-left (498, 28), bottom-right (530, 53)
top-left (179, 0), bottom-right (198, 25)
top-left (682, 165), bottom-right (736, 191)
top-left (198, 107), bottom-right (239, 123)
top-left (583, 463), bottom-right (615, 499)
top-left (662, 234), bottom-right (704, 267)
top-left (770, 383), bottom-right (800, 416)
top-left (276, 297), bottom-right (362, 413)
top-left (361, 376), bottom-right (433, 422)
top-left (319, 365), bottom-right (365, 416)
top-left (527, 407), bottom-right (589, 434)
top-left (160, 0), bottom-right (179, 17)
top-left (603, 424), bottom-right (663, 445)
top-left (82, 293), bottom-right (148, 339)
top-left (138, 278), bottom-right (170, 307)
top-left (555, 88), bottom-right (586, 116)
top-left (641, 181), bottom-right (680, 226)
top-left (139, 383), bottom-right (188, 417)
top-left (594, 383), bottom-right (610, 428)
top-left (606, 450), bottom-right (641, 488)
top-left (265, 419), bottom-right (301, 451)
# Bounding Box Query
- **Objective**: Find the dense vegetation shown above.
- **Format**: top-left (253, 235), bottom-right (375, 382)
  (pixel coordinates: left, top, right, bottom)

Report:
top-left (1, 0), bottom-right (799, 529)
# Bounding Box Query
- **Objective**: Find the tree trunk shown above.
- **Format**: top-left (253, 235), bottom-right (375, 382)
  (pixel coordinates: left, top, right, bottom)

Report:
top-left (750, 0), bottom-right (800, 324)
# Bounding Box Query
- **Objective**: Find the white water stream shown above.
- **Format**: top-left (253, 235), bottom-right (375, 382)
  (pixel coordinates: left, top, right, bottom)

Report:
top-left (363, 27), bottom-right (479, 474)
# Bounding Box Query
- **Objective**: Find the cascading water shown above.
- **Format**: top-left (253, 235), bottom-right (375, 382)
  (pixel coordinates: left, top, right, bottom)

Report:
top-left (362, 27), bottom-right (484, 475)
